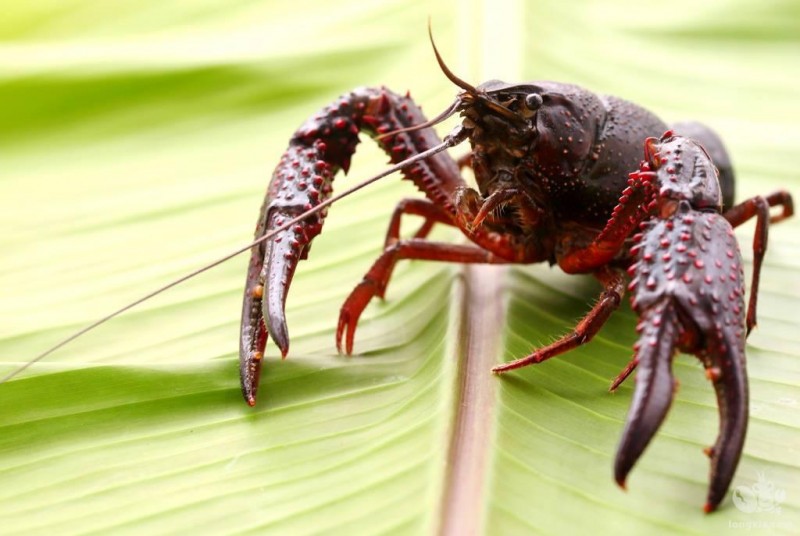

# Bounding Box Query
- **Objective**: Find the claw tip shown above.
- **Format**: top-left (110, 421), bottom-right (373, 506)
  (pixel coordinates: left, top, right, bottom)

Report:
top-left (266, 311), bottom-right (290, 358)
top-left (246, 395), bottom-right (257, 407)
top-left (703, 502), bottom-right (715, 514)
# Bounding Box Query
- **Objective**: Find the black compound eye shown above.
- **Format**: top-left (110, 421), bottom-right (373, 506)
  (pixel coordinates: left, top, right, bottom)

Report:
top-left (524, 93), bottom-right (543, 111)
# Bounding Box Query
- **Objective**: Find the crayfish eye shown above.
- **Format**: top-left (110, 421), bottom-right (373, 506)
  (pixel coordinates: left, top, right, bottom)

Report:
top-left (524, 93), bottom-right (543, 111)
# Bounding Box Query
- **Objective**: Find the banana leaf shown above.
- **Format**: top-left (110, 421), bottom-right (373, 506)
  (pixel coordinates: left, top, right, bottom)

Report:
top-left (1, 0), bottom-right (798, 534)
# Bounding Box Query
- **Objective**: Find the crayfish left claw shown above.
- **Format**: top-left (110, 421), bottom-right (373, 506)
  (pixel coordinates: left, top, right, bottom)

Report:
top-left (240, 86), bottom-right (468, 405)
top-left (617, 259), bottom-right (748, 512)
top-left (239, 140), bottom-right (332, 406)
top-left (614, 291), bottom-right (747, 512)
top-left (239, 209), bottom-right (305, 405)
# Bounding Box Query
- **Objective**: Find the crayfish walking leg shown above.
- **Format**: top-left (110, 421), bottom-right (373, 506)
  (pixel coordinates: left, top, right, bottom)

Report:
top-left (721, 191), bottom-right (793, 333)
top-left (334, 194), bottom-right (543, 354)
top-left (491, 172), bottom-right (659, 372)
top-left (490, 268), bottom-right (627, 372)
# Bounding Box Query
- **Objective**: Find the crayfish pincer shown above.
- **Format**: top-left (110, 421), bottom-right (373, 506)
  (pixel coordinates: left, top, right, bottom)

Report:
top-left (240, 33), bottom-right (793, 511)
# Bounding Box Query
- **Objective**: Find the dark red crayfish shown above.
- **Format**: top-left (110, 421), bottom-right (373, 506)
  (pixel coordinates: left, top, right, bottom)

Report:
top-left (239, 39), bottom-right (793, 511)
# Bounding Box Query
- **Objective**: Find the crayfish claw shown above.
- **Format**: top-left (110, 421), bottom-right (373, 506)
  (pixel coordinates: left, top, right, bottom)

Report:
top-left (703, 334), bottom-right (748, 512)
top-left (239, 213), bottom-right (270, 405)
top-left (621, 134), bottom-right (753, 510)
top-left (239, 210), bottom-right (302, 404)
top-left (615, 295), bottom-right (746, 512)
top-left (239, 86), bottom-right (468, 404)
top-left (262, 226), bottom-right (298, 358)
top-left (614, 302), bottom-right (679, 489)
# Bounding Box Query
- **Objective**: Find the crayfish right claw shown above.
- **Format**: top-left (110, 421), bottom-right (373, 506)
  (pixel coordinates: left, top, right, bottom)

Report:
top-left (238, 215), bottom-right (293, 406)
top-left (614, 302), bottom-right (679, 489)
top-left (619, 134), bottom-right (752, 511)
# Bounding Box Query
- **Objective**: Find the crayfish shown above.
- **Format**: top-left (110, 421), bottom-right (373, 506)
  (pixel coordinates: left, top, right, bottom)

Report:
top-left (5, 31), bottom-right (791, 513)
top-left (238, 34), bottom-right (793, 512)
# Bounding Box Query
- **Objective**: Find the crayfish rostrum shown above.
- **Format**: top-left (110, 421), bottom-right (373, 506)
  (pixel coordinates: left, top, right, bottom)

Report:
top-left (239, 34), bottom-right (793, 511)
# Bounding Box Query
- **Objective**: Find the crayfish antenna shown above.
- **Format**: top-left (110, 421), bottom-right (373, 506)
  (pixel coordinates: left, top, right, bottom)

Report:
top-left (2, 132), bottom-right (462, 394)
top-left (375, 99), bottom-right (460, 141)
top-left (427, 20), bottom-right (478, 94)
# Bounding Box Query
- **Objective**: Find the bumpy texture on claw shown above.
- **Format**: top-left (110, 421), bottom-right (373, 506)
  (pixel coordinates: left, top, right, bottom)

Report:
top-left (239, 87), bottom-right (464, 405)
top-left (614, 301), bottom-right (679, 489)
top-left (617, 135), bottom-right (748, 512)
top-left (239, 139), bottom-right (332, 405)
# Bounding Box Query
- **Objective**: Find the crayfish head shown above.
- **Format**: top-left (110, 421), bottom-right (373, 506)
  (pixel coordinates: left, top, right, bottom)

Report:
top-left (455, 84), bottom-right (544, 183)
top-left (428, 26), bottom-right (539, 152)
top-left (457, 81), bottom-right (543, 143)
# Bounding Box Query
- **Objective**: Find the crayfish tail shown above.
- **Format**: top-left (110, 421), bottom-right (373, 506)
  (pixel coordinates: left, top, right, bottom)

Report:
top-left (614, 300), bottom-right (679, 489)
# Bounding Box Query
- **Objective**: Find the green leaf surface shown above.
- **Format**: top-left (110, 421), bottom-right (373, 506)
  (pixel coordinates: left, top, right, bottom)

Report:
top-left (1, 1), bottom-right (798, 534)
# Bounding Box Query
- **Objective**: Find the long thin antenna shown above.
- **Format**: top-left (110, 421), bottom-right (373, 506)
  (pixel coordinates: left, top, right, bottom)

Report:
top-left (427, 20), bottom-right (521, 125)
top-left (376, 99), bottom-right (460, 140)
top-left (1, 127), bottom-right (467, 384)
top-left (428, 21), bottom-right (478, 93)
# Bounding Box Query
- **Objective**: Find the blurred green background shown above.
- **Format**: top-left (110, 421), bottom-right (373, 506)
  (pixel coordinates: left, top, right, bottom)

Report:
top-left (1, 0), bottom-right (798, 534)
